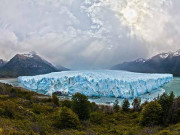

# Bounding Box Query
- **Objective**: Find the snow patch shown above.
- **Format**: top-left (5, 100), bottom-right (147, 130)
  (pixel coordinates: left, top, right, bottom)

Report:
top-left (159, 53), bottom-right (169, 59)
top-left (173, 50), bottom-right (180, 57)
top-left (135, 58), bottom-right (146, 63)
top-left (22, 51), bottom-right (37, 58)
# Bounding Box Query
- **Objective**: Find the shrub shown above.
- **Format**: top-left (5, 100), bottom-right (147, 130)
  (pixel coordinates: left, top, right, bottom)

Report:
top-left (72, 93), bottom-right (91, 120)
top-left (157, 130), bottom-right (171, 135)
top-left (10, 88), bottom-right (33, 100)
top-left (127, 131), bottom-right (136, 135)
top-left (52, 94), bottom-right (60, 107)
top-left (122, 99), bottom-right (130, 111)
top-left (90, 112), bottom-right (103, 124)
top-left (0, 100), bottom-right (17, 118)
top-left (140, 101), bottom-right (162, 126)
top-left (32, 103), bottom-right (53, 114)
top-left (55, 107), bottom-right (80, 129)
top-left (61, 100), bottom-right (72, 108)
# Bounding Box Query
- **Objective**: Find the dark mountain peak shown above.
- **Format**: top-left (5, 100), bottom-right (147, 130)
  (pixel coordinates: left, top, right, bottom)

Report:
top-left (111, 49), bottom-right (180, 76)
top-left (0, 52), bottom-right (68, 77)
top-left (150, 52), bottom-right (170, 61)
top-left (14, 52), bottom-right (38, 59)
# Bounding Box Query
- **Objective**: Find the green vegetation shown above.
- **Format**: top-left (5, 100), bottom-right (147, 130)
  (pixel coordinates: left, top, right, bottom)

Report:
top-left (132, 98), bottom-right (141, 111)
top-left (0, 82), bottom-right (180, 134)
top-left (52, 93), bottom-right (60, 107)
top-left (55, 107), bottom-right (80, 129)
top-left (141, 101), bottom-right (162, 126)
top-left (122, 98), bottom-right (130, 111)
top-left (72, 93), bottom-right (91, 120)
top-left (113, 99), bottom-right (119, 112)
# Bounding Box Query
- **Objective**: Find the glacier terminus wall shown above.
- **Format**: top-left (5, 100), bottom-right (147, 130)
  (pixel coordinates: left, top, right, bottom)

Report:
top-left (18, 70), bottom-right (173, 99)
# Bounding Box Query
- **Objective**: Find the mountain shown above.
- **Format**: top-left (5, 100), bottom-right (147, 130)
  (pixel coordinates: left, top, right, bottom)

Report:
top-left (111, 49), bottom-right (180, 76)
top-left (56, 65), bottom-right (69, 71)
top-left (0, 52), bottom-right (68, 77)
top-left (0, 59), bottom-right (7, 67)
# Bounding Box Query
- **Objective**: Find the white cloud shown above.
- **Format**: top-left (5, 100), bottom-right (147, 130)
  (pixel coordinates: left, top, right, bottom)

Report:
top-left (0, 0), bottom-right (179, 69)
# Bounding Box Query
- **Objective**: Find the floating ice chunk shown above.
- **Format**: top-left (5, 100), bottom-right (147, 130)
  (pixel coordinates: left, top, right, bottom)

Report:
top-left (18, 70), bottom-right (173, 99)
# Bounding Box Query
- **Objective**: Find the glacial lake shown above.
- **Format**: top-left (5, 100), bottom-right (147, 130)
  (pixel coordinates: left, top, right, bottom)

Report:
top-left (0, 77), bottom-right (180, 105)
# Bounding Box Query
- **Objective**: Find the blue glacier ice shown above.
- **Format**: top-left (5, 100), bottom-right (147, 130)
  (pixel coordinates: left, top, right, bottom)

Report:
top-left (18, 70), bottom-right (173, 99)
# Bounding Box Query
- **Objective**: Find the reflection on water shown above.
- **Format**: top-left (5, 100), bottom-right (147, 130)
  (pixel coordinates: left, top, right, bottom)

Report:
top-left (0, 77), bottom-right (180, 105)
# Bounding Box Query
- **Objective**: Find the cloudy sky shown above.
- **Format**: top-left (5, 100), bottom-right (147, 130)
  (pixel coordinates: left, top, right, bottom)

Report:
top-left (0, 0), bottom-right (180, 69)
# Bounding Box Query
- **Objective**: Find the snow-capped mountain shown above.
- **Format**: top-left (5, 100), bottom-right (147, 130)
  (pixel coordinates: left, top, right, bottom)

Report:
top-left (111, 49), bottom-right (180, 76)
top-left (0, 52), bottom-right (68, 77)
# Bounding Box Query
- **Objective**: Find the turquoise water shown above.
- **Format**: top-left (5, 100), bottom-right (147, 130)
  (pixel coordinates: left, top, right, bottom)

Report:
top-left (0, 77), bottom-right (180, 105)
top-left (163, 77), bottom-right (180, 97)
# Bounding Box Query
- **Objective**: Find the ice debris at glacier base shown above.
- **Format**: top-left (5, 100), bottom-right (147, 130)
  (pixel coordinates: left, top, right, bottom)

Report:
top-left (18, 70), bottom-right (173, 99)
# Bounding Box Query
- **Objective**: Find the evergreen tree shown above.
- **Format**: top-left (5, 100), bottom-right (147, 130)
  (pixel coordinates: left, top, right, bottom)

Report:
top-left (72, 93), bottom-right (91, 120)
top-left (56, 107), bottom-right (80, 129)
top-left (141, 101), bottom-right (162, 126)
top-left (167, 92), bottom-right (175, 123)
top-left (122, 99), bottom-right (130, 111)
top-left (132, 98), bottom-right (141, 111)
top-left (169, 91), bottom-right (175, 106)
top-left (158, 92), bottom-right (175, 125)
top-left (52, 93), bottom-right (60, 107)
top-left (113, 99), bottom-right (120, 112)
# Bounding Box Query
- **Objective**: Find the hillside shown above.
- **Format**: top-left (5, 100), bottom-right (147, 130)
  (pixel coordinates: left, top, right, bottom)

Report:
top-left (0, 83), bottom-right (179, 134)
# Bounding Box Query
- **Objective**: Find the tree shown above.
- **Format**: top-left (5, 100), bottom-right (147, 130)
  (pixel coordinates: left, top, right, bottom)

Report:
top-left (132, 98), bottom-right (141, 111)
top-left (72, 93), bottom-right (91, 120)
top-left (169, 92), bottom-right (175, 106)
top-left (141, 101), bottom-right (162, 126)
top-left (52, 93), bottom-right (60, 107)
top-left (113, 99), bottom-right (120, 112)
top-left (56, 107), bottom-right (80, 129)
top-left (158, 92), bottom-right (175, 125)
top-left (122, 99), bottom-right (130, 111)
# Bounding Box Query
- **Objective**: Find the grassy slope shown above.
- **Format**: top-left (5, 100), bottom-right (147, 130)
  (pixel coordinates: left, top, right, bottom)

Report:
top-left (0, 83), bottom-right (179, 135)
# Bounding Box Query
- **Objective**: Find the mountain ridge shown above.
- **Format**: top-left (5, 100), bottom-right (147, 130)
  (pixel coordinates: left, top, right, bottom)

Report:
top-left (0, 52), bottom-right (69, 77)
top-left (111, 49), bottom-right (180, 76)
top-left (0, 59), bottom-right (7, 67)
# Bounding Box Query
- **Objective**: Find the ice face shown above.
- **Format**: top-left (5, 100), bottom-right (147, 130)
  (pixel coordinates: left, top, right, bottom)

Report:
top-left (18, 70), bottom-right (173, 99)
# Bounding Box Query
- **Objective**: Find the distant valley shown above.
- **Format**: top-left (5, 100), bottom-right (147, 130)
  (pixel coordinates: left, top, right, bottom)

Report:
top-left (111, 49), bottom-right (180, 76)
top-left (0, 52), bottom-right (68, 78)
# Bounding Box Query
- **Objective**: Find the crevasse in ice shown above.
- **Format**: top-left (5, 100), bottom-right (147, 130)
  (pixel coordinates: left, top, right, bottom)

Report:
top-left (18, 70), bottom-right (173, 98)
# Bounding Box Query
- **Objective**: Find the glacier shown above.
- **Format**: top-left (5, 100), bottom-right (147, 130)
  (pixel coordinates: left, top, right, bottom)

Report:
top-left (18, 70), bottom-right (173, 99)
